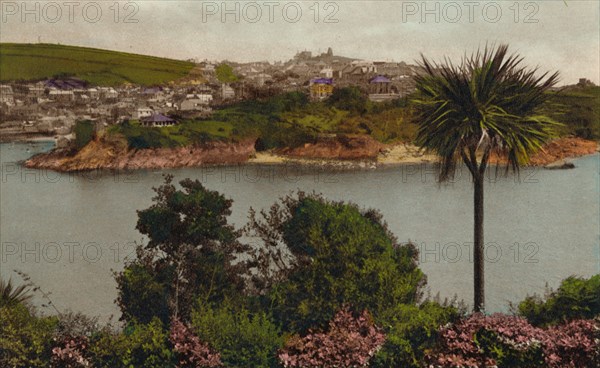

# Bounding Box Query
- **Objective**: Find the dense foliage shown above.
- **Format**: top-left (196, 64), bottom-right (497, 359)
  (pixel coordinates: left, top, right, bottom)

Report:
top-left (108, 89), bottom-right (419, 151)
top-left (371, 301), bottom-right (462, 368)
top-left (73, 120), bottom-right (95, 150)
top-left (0, 303), bottom-right (57, 367)
top-left (517, 274), bottom-right (600, 326)
top-left (545, 86), bottom-right (600, 140)
top-left (191, 302), bottom-right (283, 368)
top-left (88, 318), bottom-right (174, 368)
top-left (245, 192), bottom-right (425, 332)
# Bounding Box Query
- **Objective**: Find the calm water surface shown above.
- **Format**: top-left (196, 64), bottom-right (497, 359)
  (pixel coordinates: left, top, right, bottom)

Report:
top-left (1, 141), bottom-right (598, 319)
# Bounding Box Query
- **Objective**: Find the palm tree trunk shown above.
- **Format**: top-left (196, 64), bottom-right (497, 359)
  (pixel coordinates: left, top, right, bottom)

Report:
top-left (473, 175), bottom-right (485, 312)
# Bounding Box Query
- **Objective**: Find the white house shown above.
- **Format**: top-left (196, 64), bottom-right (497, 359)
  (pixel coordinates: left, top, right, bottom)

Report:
top-left (0, 85), bottom-right (14, 105)
top-left (134, 107), bottom-right (154, 120)
top-left (48, 90), bottom-right (75, 102)
top-left (221, 84), bottom-right (235, 99)
top-left (181, 99), bottom-right (211, 111)
top-left (185, 93), bottom-right (213, 104)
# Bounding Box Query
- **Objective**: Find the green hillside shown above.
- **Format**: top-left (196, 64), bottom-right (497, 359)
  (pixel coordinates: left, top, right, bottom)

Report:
top-left (546, 86), bottom-right (600, 140)
top-left (0, 43), bottom-right (195, 86)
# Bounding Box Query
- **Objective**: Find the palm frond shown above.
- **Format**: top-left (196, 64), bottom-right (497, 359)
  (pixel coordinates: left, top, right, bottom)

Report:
top-left (0, 276), bottom-right (33, 307)
top-left (413, 43), bottom-right (560, 181)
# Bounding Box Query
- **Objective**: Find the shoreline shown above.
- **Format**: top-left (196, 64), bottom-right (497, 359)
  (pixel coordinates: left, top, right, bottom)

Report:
top-left (19, 136), bottom-right (600, 173)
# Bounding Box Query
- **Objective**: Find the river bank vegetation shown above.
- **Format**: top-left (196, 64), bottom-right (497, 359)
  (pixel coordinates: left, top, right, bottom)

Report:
top-left (102, 83), bottom-right (598, 153)
top-left (1, 176), bottom-right (599, 367)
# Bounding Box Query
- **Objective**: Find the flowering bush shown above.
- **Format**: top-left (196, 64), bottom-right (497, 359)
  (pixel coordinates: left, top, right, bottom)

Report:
top-left (429, 313), bottom-right (600, 368)
top-left (279, 306), bottom-right (386, 367)
top-left (542, 319), bottom-right (600, 368)
top-left (170, 318), bottom-right (222, 368)
top-left (51, 335), bottom-right (91, 367)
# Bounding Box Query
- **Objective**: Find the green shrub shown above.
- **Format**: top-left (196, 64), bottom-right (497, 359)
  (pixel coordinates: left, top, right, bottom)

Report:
top-left (191, 302), bottom-right (283, 368)
top-left (372, 302), bottom-right (461, 368)
top-left (327, 86), bottom-right (368, 114)
top-left (0, 303), bottom-right (57, 368)
top-left (73, 120), bottom-right (95, 149)
top-left (88, 318), bottom-right (175, 368)
top-left (517, 274), bottom-right (600, 326)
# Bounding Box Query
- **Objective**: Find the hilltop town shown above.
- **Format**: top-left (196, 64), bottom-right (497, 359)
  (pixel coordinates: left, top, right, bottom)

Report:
top-left (0, 47), bottom-right (418, 145)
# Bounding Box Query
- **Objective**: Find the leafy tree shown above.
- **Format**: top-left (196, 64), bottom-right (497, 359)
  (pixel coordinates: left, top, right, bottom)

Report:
top-left (73, 120), bottom-right (95, 150)
top-left (116, 175), bottom-right (250, 323)
top-left (517, 274), bottom-right (600, 326)
top-left (327, 86), bottom-right (368, 114)
top-left (412, 44), bottom-right (559, 311)
top-left (215, 63), bottom-right (239, 83)
top-left (246, 192), bottom-right (425, 332)
top-left (114, 246), bottom-right (172, 325)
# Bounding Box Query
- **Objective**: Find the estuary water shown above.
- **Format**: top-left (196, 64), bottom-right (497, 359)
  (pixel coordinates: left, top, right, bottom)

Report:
top-left (1, 141), bottom-right (598, 319)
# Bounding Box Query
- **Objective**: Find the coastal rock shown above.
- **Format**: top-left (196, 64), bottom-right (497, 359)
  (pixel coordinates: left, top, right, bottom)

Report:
top-left (25, 136), bottom-right (257, 172)
top-left (545, 160), bottom-right (575, 170)
top-left (279, 134), bottom-right (383, 160)
top-left (489, 137), bottom-right (598, 166)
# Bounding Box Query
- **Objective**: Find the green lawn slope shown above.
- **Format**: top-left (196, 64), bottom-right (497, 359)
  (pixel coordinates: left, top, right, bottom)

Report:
top-left (0, 43), bottom-right (195, 86)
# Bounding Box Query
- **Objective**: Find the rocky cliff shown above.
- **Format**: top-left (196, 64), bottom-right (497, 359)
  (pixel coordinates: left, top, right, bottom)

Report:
top-left (25, 136), bottom-right (257, 172)
top-left (279, 134), bottom-right (384, 160)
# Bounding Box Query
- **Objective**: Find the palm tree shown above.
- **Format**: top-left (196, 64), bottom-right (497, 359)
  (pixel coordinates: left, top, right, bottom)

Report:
top-left (0, 276), bottom-right (33, 307)
top-left (412, 44), bottom-right (560, 312)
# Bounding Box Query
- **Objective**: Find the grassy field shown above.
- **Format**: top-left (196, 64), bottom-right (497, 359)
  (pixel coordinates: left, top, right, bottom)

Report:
top-left (0, 43), bottom-right (195, 86)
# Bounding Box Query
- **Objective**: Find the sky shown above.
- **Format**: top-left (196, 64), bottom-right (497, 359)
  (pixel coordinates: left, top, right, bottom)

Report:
top-left (1, 0), bottom-right (599, 85)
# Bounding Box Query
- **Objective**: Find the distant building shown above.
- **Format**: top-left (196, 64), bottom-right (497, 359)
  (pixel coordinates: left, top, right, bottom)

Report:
top-left (181, 97), bottom-right (212, 111)
top-left (320, 67), bottom-right (333, 79)
top-left (140, 113), bottom-right (177, 127)
top-left (99, 87), bottom-right (118, 100)
top-left (294, 50), bottom-right (313, 60)
top-left (48, 90), bottom-right (75, 102)
top-left (368, 75), bottom-right (399, 102)
top-left (221, 84), bottom-right (235, 99)
top-left (27, 85), bottom-right (45, 98)
top-left (310, 78), bottom-right (334, 100)
top-left (185, 93), bottom-right (213, 104)
top-left (578, 78), bottom-right (596, 87)
top-left (0, 85), bottom-right (14, 105)
top-left (87, 88), bottom-right (99, 99)
top-left (141, 87), bottom-right (164, 100)
top-left (134, 107), bottom-right (154, 120)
